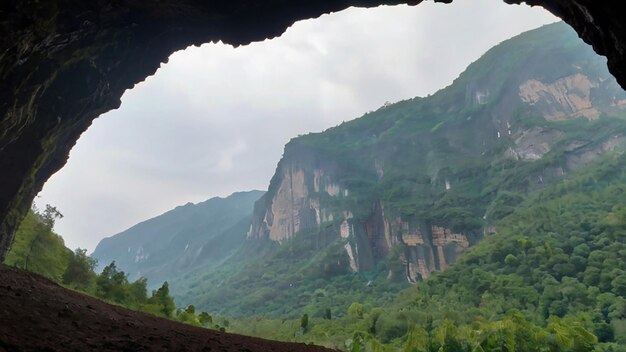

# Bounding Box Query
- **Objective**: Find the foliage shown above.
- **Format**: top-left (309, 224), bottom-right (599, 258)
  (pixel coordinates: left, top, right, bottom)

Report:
top-left (176, 227), bottom-right (410, 319)
top-left (224, 154), bottom-right (626, 350)
top-left (175, 23), bottom-right (626, 326)
top-left (4, 210), bottom-right (202, 328)
top-left (62, 248), bottom-right (97, 290)
top-left (150, 281), bottom-right (176, 317)
top-left (5, 206), bottom-right (71, 281)
top-left (348, 303), bottom-right (364, 319)
top-left (198, 311), bottom-right (213, 326)
top-left (90, 190), bottom-right (264, 287)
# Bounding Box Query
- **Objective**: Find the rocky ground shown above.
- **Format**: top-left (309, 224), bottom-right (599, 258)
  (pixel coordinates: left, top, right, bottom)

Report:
top-left (0, 265), bottom-right (335, 352)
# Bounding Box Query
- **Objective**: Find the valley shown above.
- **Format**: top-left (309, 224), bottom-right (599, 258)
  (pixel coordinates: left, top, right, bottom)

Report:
top-left (4, 21), bottom-right (626, 351)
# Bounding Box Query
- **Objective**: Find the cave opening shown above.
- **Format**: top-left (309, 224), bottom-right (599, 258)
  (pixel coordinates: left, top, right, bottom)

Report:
top-left (30, 1), bottom-right (557, 253)
top-left (2, 0), bottom-right (626, 349)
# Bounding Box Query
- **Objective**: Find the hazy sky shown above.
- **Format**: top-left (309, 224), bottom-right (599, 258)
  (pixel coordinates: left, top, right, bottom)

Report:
top-left (37, 0), bottom-right (558, 252)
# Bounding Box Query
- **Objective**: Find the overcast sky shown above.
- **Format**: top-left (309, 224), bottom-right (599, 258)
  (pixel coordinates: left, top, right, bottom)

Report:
top-left (36, 0), bottom-right (558, 252)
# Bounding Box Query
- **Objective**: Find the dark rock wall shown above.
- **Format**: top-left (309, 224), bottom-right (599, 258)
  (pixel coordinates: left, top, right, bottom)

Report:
top-left (0, 0), bottom-right (625, 260)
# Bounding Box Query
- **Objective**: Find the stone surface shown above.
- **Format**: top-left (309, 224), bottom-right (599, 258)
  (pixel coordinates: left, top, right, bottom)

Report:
top-left (1, 0), bottom-right (626, 261)
top-left (519, 73), bottom-right (600, 120)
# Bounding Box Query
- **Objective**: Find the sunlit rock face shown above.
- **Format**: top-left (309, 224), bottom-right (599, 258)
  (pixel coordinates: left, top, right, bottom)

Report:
top-left (0, 0), bottom-right (625, 260)
top-left (519, 74), bottom-right (600, 120)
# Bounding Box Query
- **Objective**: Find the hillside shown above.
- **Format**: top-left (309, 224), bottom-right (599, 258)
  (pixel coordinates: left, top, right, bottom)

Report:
top-left (0, 265), bottom-right (334, 352)
top-left (227, 152), bottom-right (626, 350)
top-left (175, 22), bottom-right (626, 318)
top-left (91, 190), bottom-right (264, 288)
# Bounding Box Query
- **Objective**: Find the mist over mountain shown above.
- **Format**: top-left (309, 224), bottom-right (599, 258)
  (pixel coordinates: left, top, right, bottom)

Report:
top-left (92, 190), bottom-right (264, 288)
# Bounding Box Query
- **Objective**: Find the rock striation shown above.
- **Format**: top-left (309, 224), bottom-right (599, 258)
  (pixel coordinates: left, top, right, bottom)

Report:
top-left (248, 156), bottom-right (474, 280)
top-left (519, 73), bottom-right (600, 120)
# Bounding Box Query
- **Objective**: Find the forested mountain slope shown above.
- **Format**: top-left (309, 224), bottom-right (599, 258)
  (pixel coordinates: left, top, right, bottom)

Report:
top-left (92, 190), bottom-right (264, 288)
top-left (176, 22), bottom-right (626, 319)
top-left (228, 153), bottom-right (626, 351)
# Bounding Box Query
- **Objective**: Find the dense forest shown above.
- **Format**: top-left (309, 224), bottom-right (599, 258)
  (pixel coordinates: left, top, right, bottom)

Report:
top-left (224, 153), bottom-right (626, 351)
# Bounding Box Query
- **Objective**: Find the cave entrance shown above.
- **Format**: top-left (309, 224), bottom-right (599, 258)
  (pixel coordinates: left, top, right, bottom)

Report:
top-left (30, 1), bottom-right (557, 253)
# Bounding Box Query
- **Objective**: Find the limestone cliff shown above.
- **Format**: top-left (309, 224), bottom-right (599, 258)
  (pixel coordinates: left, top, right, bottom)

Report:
top-left (247, 23), bottom-right (626, 282)
top-left (248, 150), bottom-right (474, 280)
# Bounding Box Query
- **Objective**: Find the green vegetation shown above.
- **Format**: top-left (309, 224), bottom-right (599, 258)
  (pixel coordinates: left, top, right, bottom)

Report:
top-left (177, 22), bottom-right (626, 322)
top-left (5, 205), bottom-right (71, 281)
top-left (91, 190), bottom-right (264, 288)
top-left (224, 154), bottom-right (626, 351)
top-left (174, 226), bottom-right (410, 319)
top-left (4, 207), bottom-right (223, 330)
top-left (185, 23), bottom-right (626, 351)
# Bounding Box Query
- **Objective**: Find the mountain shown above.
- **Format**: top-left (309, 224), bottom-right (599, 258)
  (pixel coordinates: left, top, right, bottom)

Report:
top-left (247, 21), bottom-right (626, 278)
top-left (174, 22), bottom-right (626, 317)
top-left (91, 190), bottom-right (264, 288)
top-left (229, 152), bottom-right (626, 350)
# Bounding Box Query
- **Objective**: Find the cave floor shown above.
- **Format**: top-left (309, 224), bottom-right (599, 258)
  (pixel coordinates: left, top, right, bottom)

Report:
top-left (0, 265), bottom-right (335, 352)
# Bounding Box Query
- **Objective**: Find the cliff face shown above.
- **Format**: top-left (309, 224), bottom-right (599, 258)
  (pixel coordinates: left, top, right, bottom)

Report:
top-left (249, 162), bottom-right (341, 243)
top-left (247, 23), bottom-right (626, 282)
top-left (248, 154), bottom-right (473, 279)
top-left (518, 73), bottom-right (601, 121)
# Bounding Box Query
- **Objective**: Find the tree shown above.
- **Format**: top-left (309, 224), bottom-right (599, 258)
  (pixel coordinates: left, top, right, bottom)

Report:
top-left (504, 254), bottom-right (520, 267)
top-left (23, 204), bottom-right (64, 273)
top-left (545, 316), bottom-right (598, 351)
top-left (95, 261), bottom-right (130, 303)
top-left (150, 281), bottom-right (176, 317)
top-left (176, 304), bottom-right (199, 325)
top-left (611, 273), bottom-right (626, 296)
top-left (128, 277), bottom-right (149, 305)
top-left (348, 302), bottom-right (364, 319)
top-left (404, 323), bottom-right (428, 352)
top-left (5, 208), bottom-right (71, 281)
top-left (323, 307), bottom-right (332, 320)
top-left (37, 204), bottom-right (63, 229)
top-left (62, 248), bottom-right (97, 290)
top-left (300, 313), bottom-right (309, 332)
top-left (198, 312), bottom-right (213, 326)
top-left (367, 308), bottom-right (383, 334)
